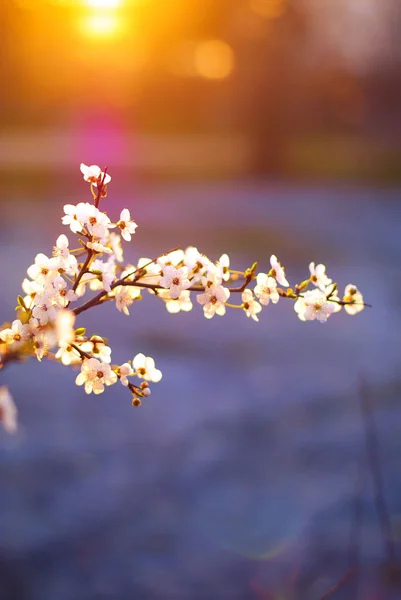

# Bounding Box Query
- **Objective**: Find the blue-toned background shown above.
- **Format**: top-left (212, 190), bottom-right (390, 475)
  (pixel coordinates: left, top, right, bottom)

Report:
top-left (1, 181), bottom-right (400, 599)
top-left (1, 1), bottom-right (401, 598)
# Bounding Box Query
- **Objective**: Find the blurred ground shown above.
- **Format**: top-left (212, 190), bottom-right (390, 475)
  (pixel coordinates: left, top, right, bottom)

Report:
top-left (0, 178), bottom-right (400, 599)
top-left (1, 131), bottom-right (401, 183)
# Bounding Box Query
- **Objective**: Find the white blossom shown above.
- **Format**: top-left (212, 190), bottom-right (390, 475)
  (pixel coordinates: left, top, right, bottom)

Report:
top-left (108, 232), bottom-right (124, 262)
top-left (76, 358), bottom-right (117, 395)
top-left (197, 284), bottom-right (230, 319)
top-left (135, 258), bottom-right (161, 286)
top-left (53, 234), bottom-right (70, 260)
top-left (0, 387), bottom-right (18, 434)
top-left (80, 337), bottom-right (112, 363)
top-left (158, 289), bottom-right (193, 314)
top-left (27, 253), bottom-right (58, 285)
top-left (325, 284), bottom-right (342, 313)
top-left (52, 235), bottom-right (78, 275)
top-left (169, 249), bottom-right (186, 265)
top-left (157, 249), bottom-right (185, 270)
top-left (55, 341), bottom-right (81, 366)
top-left (133, 353), bottom-right (162, 382)
top-left (343, 284), bottom-right (364, 315)
top-left (86, 241), bottom-right (113, 255)
top-left (119, 362), bottom-right (133, 386)
top-left (159, 266), bottom-right (191, 300)
top-left (118, 264), bottom-right (136, 282)
top-left (254, 273), bottom-right (280, 306)
top-left (116, 209), bottom-right (137, 242)
top-left (74, 272), bottom-right (93, 298)
top-left (84, 205), bottom-right (112, 240)
top-left (303, 289), bottom-right (336, 323)
top-left (22, 278), bottom-right (43, 308)
top-left (114, 285), bottom-right (141, 315)
top-left (0, 320), bottom-right (30, 346)
top-left (90, 259), bottom-right (115, 292)
top-left (80, 163), bottom-right (111, 186)
top-left (309, 262), bottom-right (332, 290)
top-left (270, 255), bottom-right (289, 287)
top-left (63, 202), bottom-right (112, 240)
top-left (294, 296), bottom-right (307, 321)
top-left (64, 255), bottom-right (79, 277)
top-left (62, 203), bottom-right (93, 234)
top-left (31, 294), bottom-right (57, 325)
top-left (217, 253), bottom-right (230, 282)
top-left (201, 265), bottom-right (222, 289)
top-left (242, 289), bottom-right (262, 322)
top-left (32, 330), bottom-right (51, 361)
top-left (50, 277), bottom-right (77, 308)
top-left (184, 247), bottom-right (211, 282)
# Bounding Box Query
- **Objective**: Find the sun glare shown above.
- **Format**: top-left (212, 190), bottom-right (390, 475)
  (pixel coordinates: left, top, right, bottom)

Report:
top-left (84, 0), bottom-right (123, 8)
top-left (79, 13), bottom-right (123, 38)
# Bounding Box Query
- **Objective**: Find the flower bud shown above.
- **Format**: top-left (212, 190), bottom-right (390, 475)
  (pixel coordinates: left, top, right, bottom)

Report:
top-left (296, 279), bottom-right (310, 292)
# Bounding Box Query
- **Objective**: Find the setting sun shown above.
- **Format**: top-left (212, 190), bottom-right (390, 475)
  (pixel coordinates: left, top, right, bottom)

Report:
top-left (79, 13), bottom-right (124, 38)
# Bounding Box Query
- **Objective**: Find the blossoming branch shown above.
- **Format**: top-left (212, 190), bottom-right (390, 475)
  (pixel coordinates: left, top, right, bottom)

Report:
top-left (0, 164), bottom-right (368, 433)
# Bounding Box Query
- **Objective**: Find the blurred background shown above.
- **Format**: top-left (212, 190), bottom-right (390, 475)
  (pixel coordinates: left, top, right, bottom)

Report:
top-left (1, 0), bottom-right (401, 598)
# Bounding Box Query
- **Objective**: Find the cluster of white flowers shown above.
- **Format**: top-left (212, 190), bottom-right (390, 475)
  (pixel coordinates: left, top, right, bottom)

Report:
top-left (0, 164), bottom-right (367, 433)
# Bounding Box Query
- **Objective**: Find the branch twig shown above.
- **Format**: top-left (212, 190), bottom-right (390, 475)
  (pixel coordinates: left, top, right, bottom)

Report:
top-left (318, 568), bottom-right (355, 600)
top-left (359, 378), bottom-right (396, 565)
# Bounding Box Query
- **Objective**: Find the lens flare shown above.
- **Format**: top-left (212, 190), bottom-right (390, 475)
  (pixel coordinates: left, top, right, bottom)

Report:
top-left (195, 40), bottom-right (234, 80)
top-left (221, 536), bottom-right (290, 561)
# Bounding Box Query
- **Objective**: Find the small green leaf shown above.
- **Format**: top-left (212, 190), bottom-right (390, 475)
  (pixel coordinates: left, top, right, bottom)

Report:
top-left (17, 295), bottom-right (27, 310)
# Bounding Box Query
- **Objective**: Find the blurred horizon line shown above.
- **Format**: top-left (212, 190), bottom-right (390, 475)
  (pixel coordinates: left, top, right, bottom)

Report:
top-left (1, 129), bottom-right (400, 183)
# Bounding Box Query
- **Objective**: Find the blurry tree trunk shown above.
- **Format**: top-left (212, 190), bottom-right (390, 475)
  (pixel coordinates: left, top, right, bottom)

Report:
top-left (232, 0), bottom-right (309, 177)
